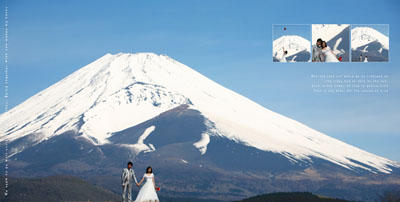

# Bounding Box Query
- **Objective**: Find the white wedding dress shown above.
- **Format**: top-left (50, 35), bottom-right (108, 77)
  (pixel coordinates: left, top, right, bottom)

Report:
top-left (280, 52), bottom-right (287, 62)
top-left (322, 47), bottom-right (339, 62)
top-left (135, 173), bottom-right (159, 202)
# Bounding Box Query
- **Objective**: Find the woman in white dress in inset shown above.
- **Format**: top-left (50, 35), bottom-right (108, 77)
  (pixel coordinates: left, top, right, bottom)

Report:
top-left (364, 56), bottom-right (368, 62)
top-left (321, 41), bottom-right (339, 62)
top-left (135, 167), bottom-right (160, 202)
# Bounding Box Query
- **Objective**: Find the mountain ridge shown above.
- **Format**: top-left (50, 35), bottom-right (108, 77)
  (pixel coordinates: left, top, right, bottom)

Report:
top-left (273, 35), bottom-right (311, 62)
top-left (351, 27), bottom-right (389, 50)
top-left (1, 52), bottom-right (397, 174)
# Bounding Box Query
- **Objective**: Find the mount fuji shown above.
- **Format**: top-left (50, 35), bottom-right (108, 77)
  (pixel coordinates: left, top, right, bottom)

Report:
top-left (1, 53), bottom-right (399, 201)
top-left (351, 27), bottom-right (389, 62)
top-left (273, 35), bottom-right (311, 62)
top-left (312, 24), bottom-right (350, 62)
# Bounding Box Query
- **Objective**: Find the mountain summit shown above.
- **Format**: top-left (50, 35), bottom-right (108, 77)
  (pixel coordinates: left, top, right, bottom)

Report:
top-left (273, 35), bottom-right (311, 62)
top-left (351, 27), bottom-right (389, 50)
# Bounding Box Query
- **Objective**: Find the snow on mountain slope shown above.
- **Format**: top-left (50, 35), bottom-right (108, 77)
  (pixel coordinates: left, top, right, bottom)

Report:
top-left (273, 35), bottom-right (310, 61)
top-left (351, 27), bottom-right (389, 50)
top-left (1, 53), bottom-right (399, 174)
top-left (1, 54), bottom-right (191, 146)
top-left (312, 24), bottom-right (348, 43)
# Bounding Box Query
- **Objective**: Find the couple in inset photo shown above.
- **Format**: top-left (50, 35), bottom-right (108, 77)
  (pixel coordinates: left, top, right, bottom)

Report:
top-left (312, 38), bottom-right (341, 62)
top-left (311, 24), bottom-right (349, 62)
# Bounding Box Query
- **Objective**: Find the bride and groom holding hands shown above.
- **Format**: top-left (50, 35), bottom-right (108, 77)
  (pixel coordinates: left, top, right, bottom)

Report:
top-left (121, 161), bottom-right (160, 202)
top-left (312, 38), bottom-right (340, 62)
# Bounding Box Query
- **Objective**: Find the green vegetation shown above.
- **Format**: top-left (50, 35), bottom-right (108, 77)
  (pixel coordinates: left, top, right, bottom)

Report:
top-left (0, 175), bottom-right (120, 202)
top-left (234, 192), bottom-right (358, 202)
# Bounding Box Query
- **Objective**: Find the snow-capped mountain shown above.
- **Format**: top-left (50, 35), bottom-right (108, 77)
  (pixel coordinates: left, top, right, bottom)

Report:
top-left (1, 53), bottom-right (399, 200)
top-left (312, 24), bottom-right (350, 61)
top-left (273, 35), bottom-right (310, 62)
top-left (351, 27), bottom-right (389, 62)
top-left (1, 52), bottom-right (398, 173)
top-left (351, 27), bottom-right (389, 49)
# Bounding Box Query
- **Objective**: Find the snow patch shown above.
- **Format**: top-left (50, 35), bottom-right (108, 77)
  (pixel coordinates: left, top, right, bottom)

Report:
top-left (120, 126), bottom-right (156, 154)
top-left (193, 133), bottom-right (210, 155)
top-left (138, 126), bottom-right (155, 144)
top-left (312, 24), bottom-right (349, 43)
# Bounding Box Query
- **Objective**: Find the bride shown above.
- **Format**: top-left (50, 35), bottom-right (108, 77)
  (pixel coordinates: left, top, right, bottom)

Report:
top-left (321, 41), bottom-right (339, 62)
top-left (135, 167), bottom-right (160, 202)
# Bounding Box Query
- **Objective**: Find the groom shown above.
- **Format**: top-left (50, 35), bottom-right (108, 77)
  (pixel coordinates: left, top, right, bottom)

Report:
top-left (312, 38), bottom-right (323, 62)
top-left (121, 161), bottom-right (139, 202)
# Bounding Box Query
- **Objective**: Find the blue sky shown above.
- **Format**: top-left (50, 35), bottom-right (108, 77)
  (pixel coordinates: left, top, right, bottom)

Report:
top-left (0, 0), bottom-right (399, 161)
top-left (273, 24), bottom-right (311, 41)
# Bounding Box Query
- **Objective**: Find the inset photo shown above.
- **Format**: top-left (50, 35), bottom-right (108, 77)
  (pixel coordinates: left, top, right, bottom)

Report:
top-left (351, 24), bottom-right (389, 62)
top-left (272, 24), bottom-right (311, 62)
top-left (312, 24), bottom-right (350, 62)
